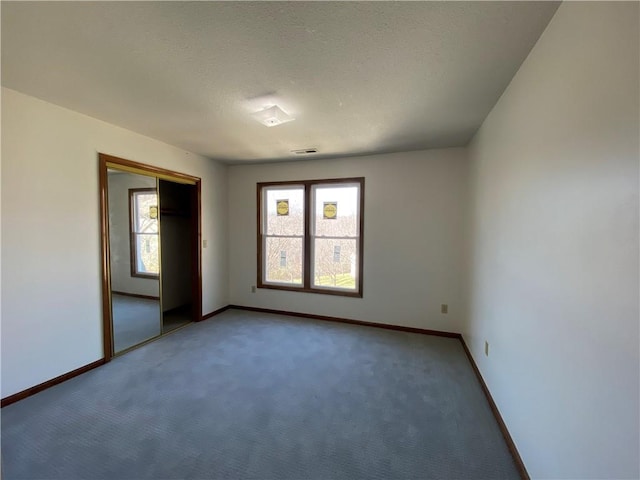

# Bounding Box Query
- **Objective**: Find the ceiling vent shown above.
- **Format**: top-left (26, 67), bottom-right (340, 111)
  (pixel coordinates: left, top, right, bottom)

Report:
top-left (251, 105), bottom-right (295, 127)
top-left (291, 148), bottom-right (318, 155)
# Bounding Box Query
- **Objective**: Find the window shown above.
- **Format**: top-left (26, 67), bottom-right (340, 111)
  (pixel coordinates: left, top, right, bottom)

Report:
top-left (129, 188), bottom-right (159, 277)
top-left (257, 178), bottom-right (364, 297)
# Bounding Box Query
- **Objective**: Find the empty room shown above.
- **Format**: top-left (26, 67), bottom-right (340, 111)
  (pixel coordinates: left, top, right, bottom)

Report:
top-left (1, 1), bottom-right (638, 479)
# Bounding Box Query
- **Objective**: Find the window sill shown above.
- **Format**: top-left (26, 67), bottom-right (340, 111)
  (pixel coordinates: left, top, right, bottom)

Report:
top-left (257, 283), bottom-right (362, 298)
top-left (131, 273), bottom-right (160, 280)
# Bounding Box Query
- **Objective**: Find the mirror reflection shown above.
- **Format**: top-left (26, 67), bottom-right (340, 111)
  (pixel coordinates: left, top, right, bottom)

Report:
top-left (107, 169), bottom-right (161, 353)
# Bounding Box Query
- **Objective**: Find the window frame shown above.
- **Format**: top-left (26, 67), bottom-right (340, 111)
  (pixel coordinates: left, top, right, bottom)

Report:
top-left (257, 177), bottom-right (364, 298)
top-left (129, 187), bottom-right (160, 279)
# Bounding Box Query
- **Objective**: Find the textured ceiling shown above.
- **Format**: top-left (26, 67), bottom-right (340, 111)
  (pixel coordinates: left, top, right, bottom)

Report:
top-left (1, 1), bottom-right (559, 164)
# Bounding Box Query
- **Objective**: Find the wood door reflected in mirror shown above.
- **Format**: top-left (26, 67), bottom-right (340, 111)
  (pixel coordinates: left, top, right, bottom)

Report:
top-left (107, 169), bottom-right (161, 353)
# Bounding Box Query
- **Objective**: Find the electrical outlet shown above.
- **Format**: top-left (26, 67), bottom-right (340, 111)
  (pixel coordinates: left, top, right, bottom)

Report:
top-left (441, 304), bottom-right (448, 314)
top-left (202, 239), bottom-right (208, 248)
top-left (251, 285), bottom-right (256, 293)
top-left (485, 341), bottom-right (489, 356)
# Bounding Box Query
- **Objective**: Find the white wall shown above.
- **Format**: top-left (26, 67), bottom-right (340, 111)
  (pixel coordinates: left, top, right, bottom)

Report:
top-left (1, 87), bottom-right (228, 398)
top-left (228, 149), bottom-right (469, 333)
top-left (465, 3), bottom-right (639, 479)
top-left (107, 171), bottom-right (159, 297)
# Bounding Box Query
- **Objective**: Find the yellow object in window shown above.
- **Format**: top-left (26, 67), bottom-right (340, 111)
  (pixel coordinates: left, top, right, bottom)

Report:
top-left (323, 202), bottom-right (337, 219)
top-left (276, 199), bottom-right (289, 216)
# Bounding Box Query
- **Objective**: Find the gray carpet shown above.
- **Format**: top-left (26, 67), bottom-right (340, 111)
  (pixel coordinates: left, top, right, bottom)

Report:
top-left (1, 310), bottom-right (519, 479)
top-left (112, 294), bottom-right (161, 353)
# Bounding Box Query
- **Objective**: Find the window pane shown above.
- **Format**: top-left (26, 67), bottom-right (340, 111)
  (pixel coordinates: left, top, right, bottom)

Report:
top-left (136, 234), bottom-right (159, 274)
top-left (135, 192), bottom-right (158, 233)
top-left (265, 187), bottom-right (304, 236)
top-left (313, 238), bottom-right (357, 289)
top-left (313, 185), bottom-right (358, 237)
top-left (265, 237), bottom-right (303, 284)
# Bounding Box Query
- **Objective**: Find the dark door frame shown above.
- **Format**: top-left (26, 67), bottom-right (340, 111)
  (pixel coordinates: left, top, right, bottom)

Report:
top-left (99, 153), bottom-right (203, 362)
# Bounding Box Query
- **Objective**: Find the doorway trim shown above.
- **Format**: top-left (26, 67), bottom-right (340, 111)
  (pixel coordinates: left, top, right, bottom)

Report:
top-left (99, 153), bottom-right (203, 362)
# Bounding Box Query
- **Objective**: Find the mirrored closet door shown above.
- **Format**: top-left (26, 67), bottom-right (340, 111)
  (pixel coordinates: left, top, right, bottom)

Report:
top-left (100, 154), bottom-right (202, 359)
top-left (107, 170), bottom-right (162, 354)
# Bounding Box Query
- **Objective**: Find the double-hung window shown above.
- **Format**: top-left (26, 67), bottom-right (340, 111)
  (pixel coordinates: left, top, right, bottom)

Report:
top-left (129, 188), bottom-right (159, 278)
top-left (258, 178), bottom-right (364, 297)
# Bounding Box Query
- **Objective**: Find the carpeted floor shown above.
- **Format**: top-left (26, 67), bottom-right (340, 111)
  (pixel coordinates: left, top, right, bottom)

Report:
top-left (1, 309), bottom-right (520, 479)
top-left (112, 295), bottom-right (191, 353)
top-left (112, 294), bottom-right (162, 353)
